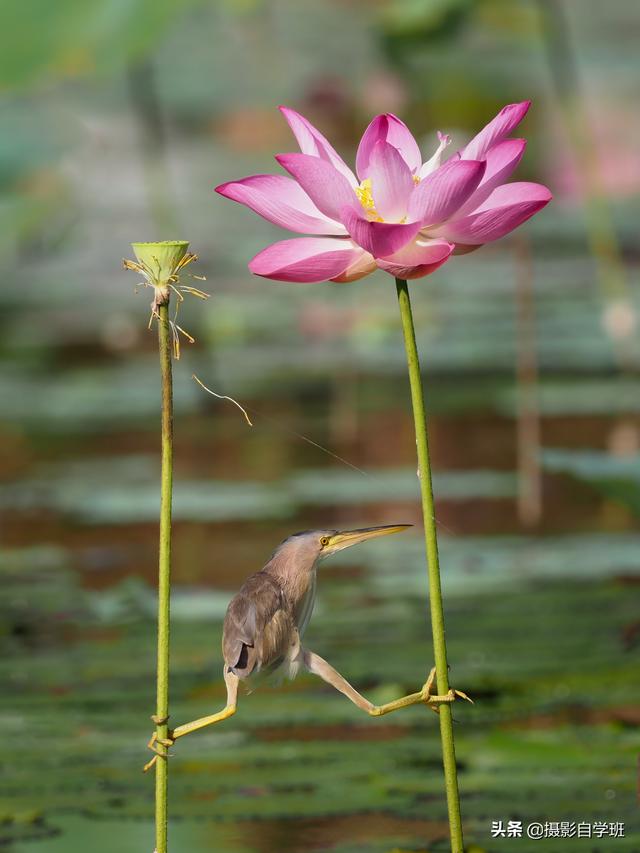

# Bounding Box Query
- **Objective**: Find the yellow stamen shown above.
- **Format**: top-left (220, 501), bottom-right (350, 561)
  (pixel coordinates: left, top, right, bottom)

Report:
top-left (355, 178), bottom-right (383, 221)
top-left (355, 178), bottom-right (374, 209)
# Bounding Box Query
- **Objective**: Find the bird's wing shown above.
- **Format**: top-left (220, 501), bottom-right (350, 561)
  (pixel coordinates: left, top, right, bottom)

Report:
top-left (222, 572), bottom-right (294, 678)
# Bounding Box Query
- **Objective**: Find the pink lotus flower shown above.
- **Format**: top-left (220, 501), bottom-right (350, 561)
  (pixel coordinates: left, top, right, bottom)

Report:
top-left (216, 102), bottom-right (551, 283)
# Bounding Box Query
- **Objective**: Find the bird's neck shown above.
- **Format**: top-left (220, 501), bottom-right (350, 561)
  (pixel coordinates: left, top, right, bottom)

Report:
top-left (264, 556), bottom-right (317, 610)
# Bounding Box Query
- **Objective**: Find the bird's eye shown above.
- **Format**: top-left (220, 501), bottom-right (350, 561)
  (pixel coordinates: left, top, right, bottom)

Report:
top-left (320, 536), bottom-right (330, 547)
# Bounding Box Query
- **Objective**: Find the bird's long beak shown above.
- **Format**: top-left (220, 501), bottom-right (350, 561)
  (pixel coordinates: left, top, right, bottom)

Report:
top-left (324, 524), bottom-right (412, 555)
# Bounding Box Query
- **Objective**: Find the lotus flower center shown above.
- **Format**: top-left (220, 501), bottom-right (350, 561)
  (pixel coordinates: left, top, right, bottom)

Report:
top-left (355, 178), bottom-right (383, 222)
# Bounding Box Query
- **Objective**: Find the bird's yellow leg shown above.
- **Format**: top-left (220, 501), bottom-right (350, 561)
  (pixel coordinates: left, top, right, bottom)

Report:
top-left (303, 651), bottom-right (472, 718)
top-left (303, 649), bottom-right (379, 712)
top-left (143, 669), bottom-right (239, 772)
top-left (371, 667), bottom-right (473, 717)
top-left (171, 703), bottom-right (236, 740)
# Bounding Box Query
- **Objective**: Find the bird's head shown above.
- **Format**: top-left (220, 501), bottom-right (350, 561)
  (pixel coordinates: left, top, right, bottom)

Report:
top-left (273, 524), bottom-right (412, 570)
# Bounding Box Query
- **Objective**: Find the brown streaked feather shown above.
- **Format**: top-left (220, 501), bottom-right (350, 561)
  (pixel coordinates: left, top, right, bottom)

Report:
top-left (222, 571), bottom-right (294, 679)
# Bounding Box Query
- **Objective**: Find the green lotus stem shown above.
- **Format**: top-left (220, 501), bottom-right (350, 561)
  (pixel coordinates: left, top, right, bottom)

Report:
top-left (123, 240), bottom-right (202, 853)
top-left (155, 300), bottom-right (173, 853)
top-left (395, 278), bottom-right (464, 853)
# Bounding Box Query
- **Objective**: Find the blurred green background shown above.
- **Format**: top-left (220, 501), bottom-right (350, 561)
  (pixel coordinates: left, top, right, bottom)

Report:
top-left (2, 1), bottom-right (639, 851)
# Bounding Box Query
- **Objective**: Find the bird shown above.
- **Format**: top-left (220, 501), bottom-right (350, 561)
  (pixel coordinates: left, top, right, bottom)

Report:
top-left (144, 524), bottom-right (470, 770)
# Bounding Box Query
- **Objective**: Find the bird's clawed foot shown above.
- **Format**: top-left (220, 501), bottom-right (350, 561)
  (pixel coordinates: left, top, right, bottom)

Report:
top-left (143, 715), bottom-right (175, 773)
top-left (421, 667), bottom-right (473, 714)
